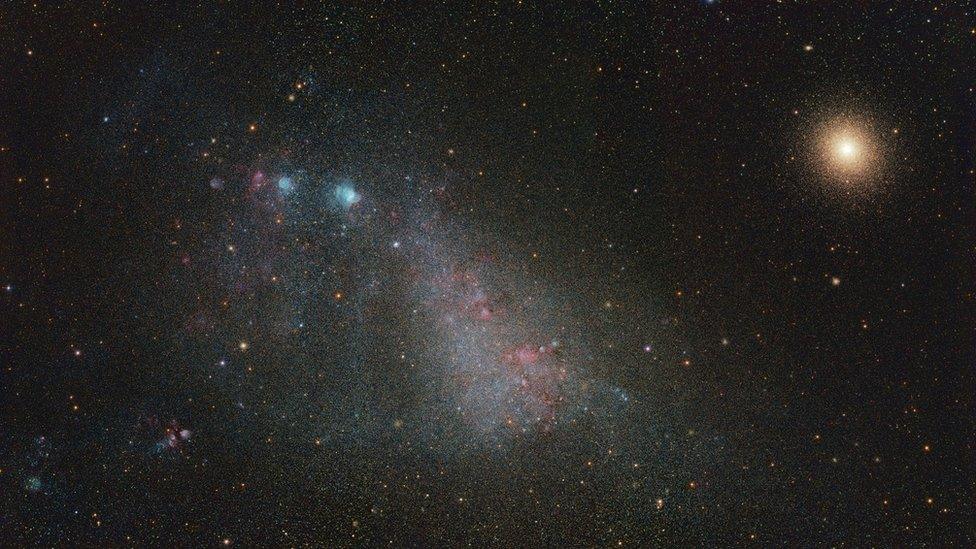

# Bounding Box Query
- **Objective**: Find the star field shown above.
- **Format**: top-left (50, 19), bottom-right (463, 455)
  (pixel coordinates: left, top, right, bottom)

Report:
top-left (1, 2), bottom-right (974, 546)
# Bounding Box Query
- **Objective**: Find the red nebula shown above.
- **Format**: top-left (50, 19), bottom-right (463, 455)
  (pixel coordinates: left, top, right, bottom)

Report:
top-left (249, 170), bottom-right (266, 192)
top-left (500, 342), bottom-right (567, 428)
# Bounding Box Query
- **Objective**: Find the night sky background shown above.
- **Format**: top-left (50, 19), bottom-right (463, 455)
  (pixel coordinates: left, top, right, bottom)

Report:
top-left (2, 1), bottom-right (974, 546)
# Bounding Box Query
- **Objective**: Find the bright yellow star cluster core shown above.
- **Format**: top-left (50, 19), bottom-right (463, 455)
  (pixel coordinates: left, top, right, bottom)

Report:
top-left (822, 122), bottom-right (872, 175)
top-left (811, 115), bottom-right (886, 197)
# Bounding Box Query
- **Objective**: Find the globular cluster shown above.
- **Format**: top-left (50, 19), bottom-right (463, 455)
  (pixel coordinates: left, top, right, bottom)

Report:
top-left (2, 2), bottom-right (974, 547)
top-left (807, 111), bottom-right (892, 200)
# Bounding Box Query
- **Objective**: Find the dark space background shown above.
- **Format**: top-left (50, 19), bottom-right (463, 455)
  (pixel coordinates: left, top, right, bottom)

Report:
top-left (1, 1), bottom-right (973, 546)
